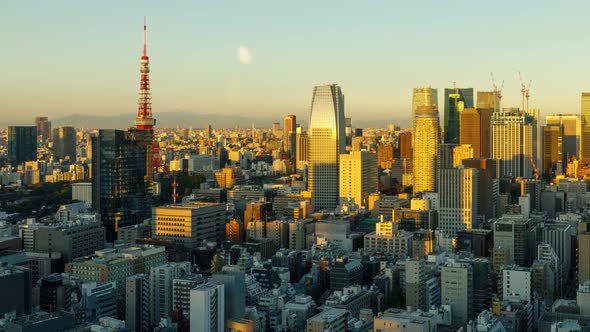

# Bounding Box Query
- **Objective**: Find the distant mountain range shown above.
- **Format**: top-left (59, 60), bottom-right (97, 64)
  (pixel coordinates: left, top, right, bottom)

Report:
top-left (3, 111), bottom-right (410, 130)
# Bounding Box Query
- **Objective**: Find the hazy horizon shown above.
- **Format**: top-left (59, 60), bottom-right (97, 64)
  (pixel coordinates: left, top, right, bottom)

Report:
top-left (3, 1), bottom-right (590, 125)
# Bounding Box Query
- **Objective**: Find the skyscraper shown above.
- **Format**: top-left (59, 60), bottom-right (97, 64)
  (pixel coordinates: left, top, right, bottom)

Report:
top-left (491, 108), bottom-right (536, 178)
top-left (462, 158), bottom-right (498, 220)
top-left (412, 88), bottom-right (438, 138)
top-left (413, 105), bottom-right (439, 194)
top-left (439, 167), bottom-right (479, 237)
top-left (308, 84), bottom-right (345, 210)
top-left (52, 126), bottom-right (77, 162)
top-left (91, 129), bottom-right (150, 242)
top-left (284, 114), bottom-right (297, 157)
top-left (7, 126), bottom-right (37, 165)
top-left (460, 108), bottom-right (492, 158)
top-left (339, 148), bottom-right (378, 208)
top-left (444, 87), bottom-right (474, 144)
top-left (581, 93), bottom-right (590, 162)
top-left (546, 114), bottom-right (581, 161)
top-left (35, 116), bottom-right (52, 142)
top-left (476, 91), bottom-right (500, 112)
top-left (398, 131), bottom-right (412, 159)
top-left (542, 124), bottom-right (563, 177)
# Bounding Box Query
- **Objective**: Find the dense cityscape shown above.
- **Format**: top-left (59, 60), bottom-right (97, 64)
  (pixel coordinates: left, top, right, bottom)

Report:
top-left (2, 9), bottom-right (590, 332)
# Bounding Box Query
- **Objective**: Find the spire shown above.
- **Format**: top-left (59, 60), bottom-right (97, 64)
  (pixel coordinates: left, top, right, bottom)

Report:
top-left (143, 16), bottom-right (147, 58)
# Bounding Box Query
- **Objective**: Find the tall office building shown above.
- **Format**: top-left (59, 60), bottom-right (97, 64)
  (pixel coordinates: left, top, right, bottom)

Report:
top-left (444, 87), bottom-right (474, 144)
top-left (546, 114), bottom-right (581, 161)
top-left (284, 114), bottom-right (297, 157)
top-left (460, 108), bottom-right (492, 158)
top-left (339, 149), bottom-right (378, 208)
top-left (462, 158), bottom-right (498, 220)
top-left (52, 126), bottom-right (77, 162)
top-left (412, 87), bottom-right (438, 120)
top-left (8, 126), bottom-right (37, 165)
top-left (493, 214), bottom-right (531, 268)
top-left (295, 128), bottom-right (309, 170)
top-left (413, 105), bottom-right (440, 194)
top-left (190, 282), bottom-right (225, 332)
top-left (441, 261), bottom-right (473, 328)
top-left (477, 91), bottom-right (500, 112)
top-left (542, 125), bottom-right (563, 177)
top-left (308, 84), bottom-right (345, 210)
top-left (398, 131), bottom-right (412, 159)
top-left (91, 129), bottom-right (150, 242)
top-left (439, 167), bottom-right (479, 237)
top-left (35, 116), bottom-right (52, 141)
top-left (581, 93), bottom-right (590, 162)
top-left (491, 109), bottom-right (537, 178)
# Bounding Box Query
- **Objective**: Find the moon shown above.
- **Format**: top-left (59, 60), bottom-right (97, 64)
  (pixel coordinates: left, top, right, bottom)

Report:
top-left (237, 47), bottom-right (252, 65)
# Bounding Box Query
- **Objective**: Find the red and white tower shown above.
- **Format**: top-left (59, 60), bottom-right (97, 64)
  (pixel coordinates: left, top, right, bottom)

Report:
top-left (134, 18), bottom-right (159, 173)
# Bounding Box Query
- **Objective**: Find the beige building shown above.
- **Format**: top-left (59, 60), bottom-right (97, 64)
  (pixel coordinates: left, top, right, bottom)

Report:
top-left (441, 261), bottom-right (473, 328)
top-left (306, 307), bottom-right (348, 332)
top-left (339, 149), bottom-right (378, 208)
top-left (364, 220), bottom-right (412, 258)
top-left (438, 166), bottom-right (479, 237)
top-left (153, 202), bottom-right (226, 248)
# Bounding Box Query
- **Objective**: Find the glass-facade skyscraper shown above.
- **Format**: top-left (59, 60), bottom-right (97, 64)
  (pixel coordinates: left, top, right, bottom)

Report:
top-left (443, 88), bottom-right (474, 144)
top-left (52, 126), bottom-right (77, 162)
top-left (308, 84), bottom-right (345, 210)
top-left (7, 126), bottom-right (38, 165)
top-left (92, 129), bottom-right (150, 242)
top-left (491, 108), bottom-right (536, 178)
top-left (413, 105), bottom-right (440, 194)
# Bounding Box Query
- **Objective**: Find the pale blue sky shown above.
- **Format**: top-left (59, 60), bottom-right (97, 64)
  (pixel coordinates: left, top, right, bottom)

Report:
top-left (1, 1), bottom-right (590, 126)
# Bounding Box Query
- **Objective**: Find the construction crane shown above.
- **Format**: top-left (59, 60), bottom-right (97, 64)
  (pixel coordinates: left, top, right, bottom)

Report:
top-left (517, 71), bottom-right (533, 110)
top-left (527, 154), bottom-right (539, 179)
top-left (490, 72), bottom-right (504, 109)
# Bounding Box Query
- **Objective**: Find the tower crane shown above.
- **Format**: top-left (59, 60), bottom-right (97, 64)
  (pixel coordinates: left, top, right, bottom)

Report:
top-left (490, 72), bottom-right (504, 110)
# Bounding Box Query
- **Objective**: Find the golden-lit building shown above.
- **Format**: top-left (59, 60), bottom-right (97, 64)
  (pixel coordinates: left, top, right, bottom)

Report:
top-left (153, 202), bottom-right (226, 248)
top-left (452, 144), bottom-right (474, 168)
top-left (339, 149), bottom-right (378, 208)
top-left (227, 318), bottom-right (255, 332)
top-left (225, 219), bottom-right (244, 245)
top-left (215, 167), bottom-right (241, 189)
top-left (412, 105), bottom-right (439, 194)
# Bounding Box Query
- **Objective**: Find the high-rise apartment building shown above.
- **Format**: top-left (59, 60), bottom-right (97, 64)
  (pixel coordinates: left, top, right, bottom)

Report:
top-left (52, 126), bottom-right (77, 162)
top-left (439, 167), bottom-right (479, 237)
top-left (413, 105), bottom-right (440, 194)
top-left (125, 274), bottom-right (150, 332)
top-left (308, 84), bottom-right (345, 210)
top-left (150, 262), bottom-right (191, 325)
top-left (444, 87), bottom-right (474, 144)
top-left (491, 109), bottom-right (537, 178)
top-left (339, 149), bottom-right (378, 208)
top-left (581, 93), bottom-right (590, 162)
top-left (35, 116), bottom-right (52, 142)
top-left (8, 126), bottom-right (37, 165)
top-left (460, 108), bottom-right (492, 158)
top-left (91, 129), bottom-right (150, 242)
top-left (190, 282), bottom-right (225, 332)
top-left (542, 125), bottom-right (563, 177)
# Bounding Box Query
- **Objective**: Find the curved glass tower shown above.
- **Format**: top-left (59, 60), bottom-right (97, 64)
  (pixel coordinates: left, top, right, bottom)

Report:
top-left (308, 84), bottom-right (345, 210)
top-left (413, 105), bottom-right (440, 194)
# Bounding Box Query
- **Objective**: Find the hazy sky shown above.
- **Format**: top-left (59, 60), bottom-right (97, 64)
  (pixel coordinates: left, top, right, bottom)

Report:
top-left (2, 1), bottom-right (590, 126)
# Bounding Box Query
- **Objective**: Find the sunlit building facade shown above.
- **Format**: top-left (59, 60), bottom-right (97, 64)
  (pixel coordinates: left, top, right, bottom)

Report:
top-left (413, 105), bottom-right (439, 194)
top-left (308, 84), bottom-right (345, 210)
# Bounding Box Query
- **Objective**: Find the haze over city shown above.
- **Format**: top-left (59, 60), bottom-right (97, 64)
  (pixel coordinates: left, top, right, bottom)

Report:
top-left (3, 1), bottom-right (590, 127)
